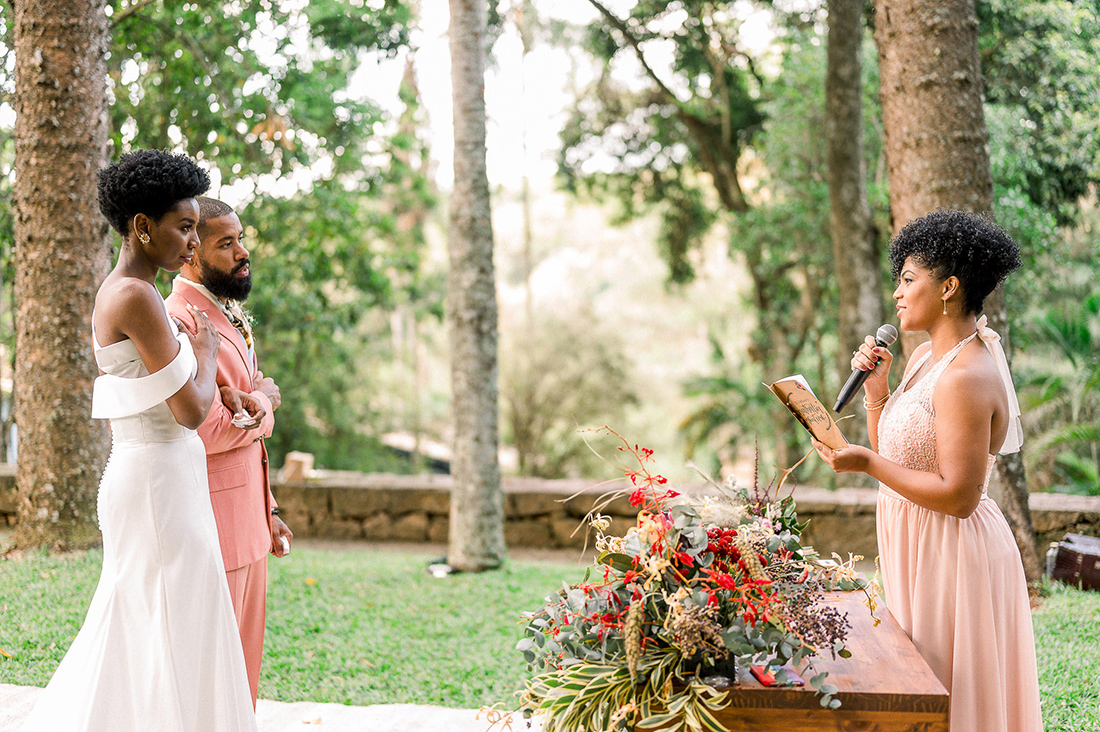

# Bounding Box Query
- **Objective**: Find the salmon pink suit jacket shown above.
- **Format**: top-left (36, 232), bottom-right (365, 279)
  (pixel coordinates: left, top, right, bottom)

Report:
top-left (166, 278), bottom-right (276, 572)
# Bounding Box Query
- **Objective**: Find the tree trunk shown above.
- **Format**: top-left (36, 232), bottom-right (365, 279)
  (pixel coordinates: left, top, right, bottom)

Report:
top-left (873, 0), bottom-right (1040, 583)
top-left (826, 0), bottom-right (882, 466)
top-left (446, 0), bottom-right (505, 571)
top-left (11, 0), bottom-right (111, 550)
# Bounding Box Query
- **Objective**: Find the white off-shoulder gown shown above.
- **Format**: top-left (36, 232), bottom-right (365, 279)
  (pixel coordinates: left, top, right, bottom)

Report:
top-left (20, 317), bottom-right (257, 732)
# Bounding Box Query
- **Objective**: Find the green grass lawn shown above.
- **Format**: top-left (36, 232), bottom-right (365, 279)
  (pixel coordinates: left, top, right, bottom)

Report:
top-left (1031, 579), bottom-right (1100, 731)
top-left (0, 544), bottom-right (584, 708)
top-left (2, 543), bottom-right (1099, 729)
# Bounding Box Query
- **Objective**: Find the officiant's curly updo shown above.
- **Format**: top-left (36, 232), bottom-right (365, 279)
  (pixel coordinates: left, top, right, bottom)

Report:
top-left (97, 149), bottom-right (210, 237)
top-left (889, 209), bottom-right (1021, 315)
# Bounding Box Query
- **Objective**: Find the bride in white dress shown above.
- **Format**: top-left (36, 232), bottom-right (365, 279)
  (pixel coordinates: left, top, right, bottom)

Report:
top-left (21, 150), bottom-right (257, 731)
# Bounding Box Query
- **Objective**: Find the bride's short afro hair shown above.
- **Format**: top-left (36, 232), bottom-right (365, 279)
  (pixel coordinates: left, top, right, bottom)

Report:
top-left (889, 209), bottom-right (1021, 315)
top-left (97, 149), bottom-right (210, 236)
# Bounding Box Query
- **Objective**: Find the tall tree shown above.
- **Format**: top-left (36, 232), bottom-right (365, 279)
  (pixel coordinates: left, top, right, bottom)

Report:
top-left (560, 2), bottom-right (829, 472)
top-left (390, 55), bottom-right (442, 474)
top-left (447, 0), bottom-right (505, 571)
top-left (675, 26), bottom-right (874, 478)
top-left (10, 0), bottom-right (111, 549)
top-left (3, 0), bottom-right (425, 477)
top-left (978, 0), bottom-right (1100, 227)
top-left (873, 0), bottom-right (1040, 581)
top-left (507, 0), bottom-right (539, 321)
top-left (826, 0), bottom-right (882, 453)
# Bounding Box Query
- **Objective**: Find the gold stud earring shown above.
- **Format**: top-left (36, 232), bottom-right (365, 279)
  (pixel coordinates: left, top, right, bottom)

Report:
top-left (137, 231), bottom-right (150, 245)
top-left (942, 299), bottom-right (948, 315)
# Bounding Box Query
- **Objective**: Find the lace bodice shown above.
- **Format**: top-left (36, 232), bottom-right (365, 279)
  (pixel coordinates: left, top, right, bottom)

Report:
top-left (877, 331), bottom-right (996, 499)
top-left (92, 311), bottom-right (197, 444)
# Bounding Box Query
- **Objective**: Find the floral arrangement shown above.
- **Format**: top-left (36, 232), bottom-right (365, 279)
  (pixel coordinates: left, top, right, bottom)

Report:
top-left (515, 429), bottom-right (875, 732)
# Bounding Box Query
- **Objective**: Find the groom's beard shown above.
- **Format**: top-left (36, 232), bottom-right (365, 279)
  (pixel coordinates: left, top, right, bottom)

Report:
top-left (199, 259), bottom-right (252, 301)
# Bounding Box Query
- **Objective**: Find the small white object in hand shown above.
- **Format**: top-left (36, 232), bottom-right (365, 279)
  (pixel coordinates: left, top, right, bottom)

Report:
top-left (279, 536), bottom-right (290, 555)
top-left (231, 411), bottom-right (255, 428)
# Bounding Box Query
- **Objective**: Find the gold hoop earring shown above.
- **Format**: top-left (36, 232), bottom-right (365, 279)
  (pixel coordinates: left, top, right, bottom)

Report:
top-left (942, 299), bottom-right (948, 315)
top-left (137, 231), bottom-right (150, 245)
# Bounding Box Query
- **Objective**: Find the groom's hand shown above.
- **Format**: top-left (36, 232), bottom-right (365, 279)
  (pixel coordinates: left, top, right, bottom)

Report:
top-left (271, 515), bottom-right (293, 557)
top-left (254, 373), bottom-right (281, 411)
top-left (219, 385), bottom-right (266, 429)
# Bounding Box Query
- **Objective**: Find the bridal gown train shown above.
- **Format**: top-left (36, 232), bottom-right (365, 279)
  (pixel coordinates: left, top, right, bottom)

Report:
top-left (20, 316), bottom-right (257, 732)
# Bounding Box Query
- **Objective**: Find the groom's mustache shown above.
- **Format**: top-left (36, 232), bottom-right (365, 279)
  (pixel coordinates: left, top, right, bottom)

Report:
top-left (232, 260), bottom-right (250, 275)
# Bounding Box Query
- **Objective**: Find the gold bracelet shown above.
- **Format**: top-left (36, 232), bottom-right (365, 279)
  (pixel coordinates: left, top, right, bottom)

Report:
top-left (863, 392), bottom-right (891, 411)
top-left (865, 391), bottom-right (890, 407)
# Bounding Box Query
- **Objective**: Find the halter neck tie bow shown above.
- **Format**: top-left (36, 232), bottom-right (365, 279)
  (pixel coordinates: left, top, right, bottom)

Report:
top-left (975, 315), bottom-right (1023, 455)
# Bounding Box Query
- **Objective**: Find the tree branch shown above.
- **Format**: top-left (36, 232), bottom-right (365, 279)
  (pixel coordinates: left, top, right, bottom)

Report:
top-left (718, 39), bottom-right (765, 90)
top-left (584, 0), bottom-right (750, 214)
top-left (584, 0), bottom-right (684, 109)
top-left (700, 44), bottom-right (732, 145)
top-left (110, 0), bottom-right (160, 29)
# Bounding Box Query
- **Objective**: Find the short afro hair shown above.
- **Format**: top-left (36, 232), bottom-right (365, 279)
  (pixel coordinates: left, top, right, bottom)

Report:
top-left (889, 209), bottom-right (1021, 315)
top-left (196, 196), bottom-right (235, 238)
top-left (97, 149), bottom-right (210, 236)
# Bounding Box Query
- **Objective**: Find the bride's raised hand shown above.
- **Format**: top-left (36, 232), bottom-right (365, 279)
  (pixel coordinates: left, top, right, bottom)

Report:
top-left (853, 335), bottom-right (893, 399)
top-left (182, 304), bottom-right (220, 363)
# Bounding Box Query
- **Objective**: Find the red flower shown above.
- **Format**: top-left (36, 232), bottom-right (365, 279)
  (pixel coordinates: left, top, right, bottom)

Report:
top-left (623, 570), bottom-right (640, 584)
top-left (629, 488), bottom-right (646, 506)
top-left (607, 612), bottom-right (621, 624)
top-left (704, 568), bottom-right (739, 591)
top-left (676, 551), bottom-right (694, 566)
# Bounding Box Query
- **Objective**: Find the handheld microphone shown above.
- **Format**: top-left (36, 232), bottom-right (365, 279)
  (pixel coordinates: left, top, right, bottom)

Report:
top-left (833, 324), bottom-right (899, 413)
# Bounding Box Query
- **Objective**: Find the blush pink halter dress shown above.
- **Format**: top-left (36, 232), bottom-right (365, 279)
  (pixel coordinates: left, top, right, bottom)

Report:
top-left (875, 321), bottom-right (1042, 732)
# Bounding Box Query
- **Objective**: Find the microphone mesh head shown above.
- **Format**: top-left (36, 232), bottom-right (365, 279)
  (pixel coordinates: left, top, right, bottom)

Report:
top-left (876, 324), bottom-right (899, 346)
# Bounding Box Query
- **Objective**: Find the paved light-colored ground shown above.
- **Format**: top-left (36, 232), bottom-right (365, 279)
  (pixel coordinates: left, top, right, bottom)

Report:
top-left (0, 683), bottom-right (539, 732)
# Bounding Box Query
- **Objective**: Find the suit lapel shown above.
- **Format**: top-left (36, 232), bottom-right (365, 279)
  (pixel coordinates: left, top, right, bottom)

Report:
top-left (175, 280), bottom-right (253, 376)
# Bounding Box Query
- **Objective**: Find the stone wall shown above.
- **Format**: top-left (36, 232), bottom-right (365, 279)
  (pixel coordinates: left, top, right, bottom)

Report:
top-left (270, 472), bottom-right (644, 551)
top-left (2, 464), bottom-right (1098, 561)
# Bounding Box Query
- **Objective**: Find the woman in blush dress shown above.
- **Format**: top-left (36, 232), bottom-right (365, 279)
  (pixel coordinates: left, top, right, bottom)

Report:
top-left (20, 150), bottom-right (257, 732)
top-left (812, 209), bottom-right (1042, 732)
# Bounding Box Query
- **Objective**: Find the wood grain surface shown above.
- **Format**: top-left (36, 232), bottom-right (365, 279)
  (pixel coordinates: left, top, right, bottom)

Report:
top-left (654, 592), bottom-right (951, 732)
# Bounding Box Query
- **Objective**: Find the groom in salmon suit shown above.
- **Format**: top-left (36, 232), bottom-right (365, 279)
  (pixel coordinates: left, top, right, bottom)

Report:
top-left (166, 196), bottom-right (293, 707)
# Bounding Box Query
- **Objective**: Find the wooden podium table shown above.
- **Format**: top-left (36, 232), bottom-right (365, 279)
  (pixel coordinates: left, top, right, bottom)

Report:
top-left (710, 592), bottom-right (949, 731)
